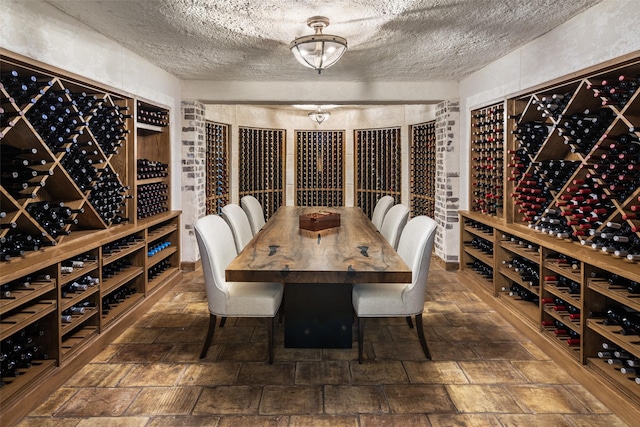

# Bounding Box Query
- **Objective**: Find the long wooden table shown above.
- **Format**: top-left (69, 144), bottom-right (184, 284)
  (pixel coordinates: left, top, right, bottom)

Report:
top-left (226, 206), bottom-right (411, 348)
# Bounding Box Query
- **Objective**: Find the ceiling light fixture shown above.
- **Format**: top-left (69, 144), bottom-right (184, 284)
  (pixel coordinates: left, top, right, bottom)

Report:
top-left (290, 16), bottom-right (347, 74)
top-left (308, 107), bottom-right (331, 124)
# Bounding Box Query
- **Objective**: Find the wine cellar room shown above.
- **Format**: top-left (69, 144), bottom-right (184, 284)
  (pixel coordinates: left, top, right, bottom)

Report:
top-left (2, 0), bottom-right (640, 426)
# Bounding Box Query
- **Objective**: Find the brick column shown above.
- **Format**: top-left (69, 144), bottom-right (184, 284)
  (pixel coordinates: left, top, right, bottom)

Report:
top-left (180, 101), bottom-right (207, 267)
top-left (434, 99), bottom-right (460, 269)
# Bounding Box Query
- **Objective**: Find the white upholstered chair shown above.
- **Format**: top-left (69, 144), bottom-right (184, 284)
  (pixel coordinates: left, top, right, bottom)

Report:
top-left (221, 203), bottom-right (254, 253)
top-left (195, 215), bottom-right (284, 364)
top-left (352, 215), bottom-right (437, 363)
top-left (371, 195), bottom-right (394, 230)
top-left (241, 195), bottom-right (266, 235)
top-left (379, 203), bottom-right (409, 250)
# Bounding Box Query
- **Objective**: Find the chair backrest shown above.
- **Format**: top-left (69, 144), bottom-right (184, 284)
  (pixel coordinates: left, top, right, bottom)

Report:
top-left (241, 195), bottom-right (266, 235)
top-left (371, 195), bottom-right (394, 230)
top-left (221, 203), bottom-right (254, 253)
top-left (380, 204), bottom-right (409, 250)
top-left (397, 216), bottom-right (437, 314)
top-left (194, 215), bottom-right (237, 314)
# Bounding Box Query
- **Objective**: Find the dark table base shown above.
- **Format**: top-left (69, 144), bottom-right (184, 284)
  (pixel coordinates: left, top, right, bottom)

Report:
top-left (284, 282), bottom-right (353, 348)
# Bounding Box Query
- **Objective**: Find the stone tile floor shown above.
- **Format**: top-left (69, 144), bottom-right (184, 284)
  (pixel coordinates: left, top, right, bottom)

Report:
top-left (17, 264), bottom-right (629, 426)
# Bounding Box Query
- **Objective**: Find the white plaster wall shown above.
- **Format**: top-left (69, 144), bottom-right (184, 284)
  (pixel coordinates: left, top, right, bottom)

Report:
top-left (1, 0), bottom-right (183, 211)
top-left (203, 104), bottom-right (436, 209)
top-left (458, 0), bottom-right (640, 210)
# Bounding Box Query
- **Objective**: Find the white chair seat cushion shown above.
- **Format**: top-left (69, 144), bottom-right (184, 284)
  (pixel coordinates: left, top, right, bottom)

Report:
top-left (220, 282), bottom-right (284, 317)
top-left (352, 282), bottom-right (414, 317)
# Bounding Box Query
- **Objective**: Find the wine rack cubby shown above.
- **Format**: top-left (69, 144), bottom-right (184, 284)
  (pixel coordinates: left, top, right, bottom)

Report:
top-left (146, 217), bottom-right (180, 291)
top-left (1, 61), bottom-right (132, 253)
top-left (470, 102), bottom-right (504, 218)
top-left (295, 130), bottom-right (345, 207)
top-left (355, 127), bottom-right (401, 218)
top-left (410, 121), bottom-right (436, 217)
top-left (0, 52), bottom-right (182, 424)
top-left (505, 59), bottom-right (640, 261)
top-left (460, 209), bottom-right (640, 423)
top-left (238, 126), bottom-right (285, 219)
top-left (461, 218), bottom-right (494, 292)
top-left (136, 100), bottom-right (171, 220)
top-left (205, 121), bottom-right (230, 215)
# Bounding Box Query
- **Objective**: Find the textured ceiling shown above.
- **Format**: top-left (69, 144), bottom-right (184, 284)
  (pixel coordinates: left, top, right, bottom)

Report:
top-left (46, 0), bottom-right (602, 82)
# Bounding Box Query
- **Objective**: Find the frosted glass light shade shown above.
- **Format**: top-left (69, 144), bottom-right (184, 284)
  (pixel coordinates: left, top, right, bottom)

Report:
top-left (290, 16), bottom-right (347, 74)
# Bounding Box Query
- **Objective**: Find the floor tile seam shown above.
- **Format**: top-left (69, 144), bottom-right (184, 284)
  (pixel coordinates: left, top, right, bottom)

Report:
top-left (444, 383), bottom-right (524, 415)
top-left (501, 383), bottom-right (593, 415)
top-left (123, 385), bottom-right (204, 417)
top-left (54, 386), bottom-right (144, 418)
top-left (383, 388), bottom-right (460, 416)
top-left (41, 387), bottom-right (83, 418)
top-left (558, 383), bottom-right (611, 415)
top-left (184, 385), bottom-right (205, 418)
top-left (457, 360), bottom-right (529, 384)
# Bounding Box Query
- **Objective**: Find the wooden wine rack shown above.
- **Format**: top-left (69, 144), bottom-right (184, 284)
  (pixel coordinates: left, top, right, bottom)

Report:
top-left (355, 127), bottom-right (402, 218)
top-left (469, 103), bottom-right (505, 217)
top-left (205, 121), bottom-right (230, 215)
top-left (0, 52), bottom-right (182, 425)
top-left (136, 100), bottom-right (171, 220)
top-left (238, 127), bottom-right (285, 219)
top-left (461, 55), bottom-right (640, 426)
top-left (410, 121), bottom-right (436, 217)
top-left (295, 130), bottom-right (345, 207)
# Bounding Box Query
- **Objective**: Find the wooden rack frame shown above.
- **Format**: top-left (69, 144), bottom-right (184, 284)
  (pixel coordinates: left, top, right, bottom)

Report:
top-left (205, 121), bottom-right (230, 216)
top-left (238, 126), bottom-right (285, 219)
top-left (461, 54), bottom-right (640, 426)
top-left (354, 127), bottom-right (402, 218)
top-left (295, 130), bottom-right (345, 207)
top-left (410, 121), bottom-right (436, 217)
top-left (0, 51), bottom-right (182, 425)
top-left (469, 103), bottom-right (505, 218)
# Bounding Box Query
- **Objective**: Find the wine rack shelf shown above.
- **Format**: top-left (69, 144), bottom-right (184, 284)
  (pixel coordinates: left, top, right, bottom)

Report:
top-left (355, 127), bottom-right (402, 218)
top-left (410, 121), bottom-right (436, 217)
top-left (205, 121), bottom-right (230, 216)
top-left (470, 103), bottom-right (505, 218)
top-left (295, 130), bottom-right (345, 207)
top-left (0, 52), bottom-right (182, 425)
top-left (238, 126), bottom-right (285, 219)
top-left (460, 210), bottom-right (640, 424)
top-left (136, 100), bottom-right (170, 221)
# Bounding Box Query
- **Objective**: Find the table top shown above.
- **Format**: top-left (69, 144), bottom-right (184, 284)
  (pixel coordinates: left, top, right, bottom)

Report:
top-left (225, 206), bottom-right (412, 284)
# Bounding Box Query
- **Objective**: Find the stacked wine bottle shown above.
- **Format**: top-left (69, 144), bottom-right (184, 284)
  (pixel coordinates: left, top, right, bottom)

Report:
top-left (0, 322), bottom-right (49, 386)
top-left (508, 72), bottom-right (640, 261)
top-left (470, 103), bottom-right (504, 216)
top-left (355, 127), bottom-right (401, 218)
top-left (137, 100), bottom-right (168, 127)
top-left (295, 130), bottom-right (344, 207)
top-left (410, 121), bottom-right (436, 217)
top-left (0, 65), bottom-right (131, 262)
top-left (205, 122), bottom-right (229, 215)
top-left (238, 127), bottom-right (285, 219)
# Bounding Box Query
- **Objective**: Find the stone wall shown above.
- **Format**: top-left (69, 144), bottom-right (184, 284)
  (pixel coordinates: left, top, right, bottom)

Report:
top-left (180, 101), bottom-right (207, 264)
top-left (434, 100), bottom-right (461, 267)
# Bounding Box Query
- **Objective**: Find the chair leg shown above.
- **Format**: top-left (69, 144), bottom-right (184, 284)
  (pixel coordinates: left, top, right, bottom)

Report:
top-left (406, 316), bottom-right (414, 328)
top-left (199, 313), bottom-right (217, 359)
top-left (415, 313), bottom-right (431, 360)
top-left (279, 293), bottom-right (285, 324)
top-left (268, 316), bottom-right (275, 364)
top-left (220, 316), bottom-right (227, 327)
top-left (357, 317), bottom-right (365, 364)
